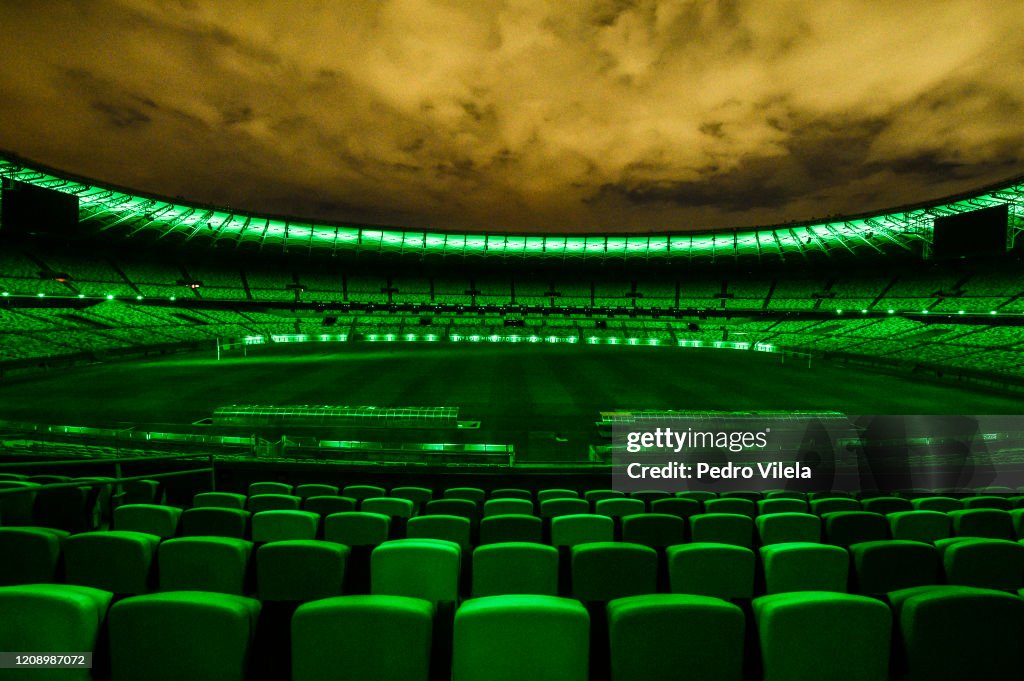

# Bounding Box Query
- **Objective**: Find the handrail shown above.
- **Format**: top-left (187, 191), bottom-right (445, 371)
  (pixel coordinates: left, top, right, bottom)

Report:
top-left (0, 467), bottom-right (214, 496)
top-left (0, 452), bottom-right (217, 496)
top-left (0, 452), bottom-right (211, 468)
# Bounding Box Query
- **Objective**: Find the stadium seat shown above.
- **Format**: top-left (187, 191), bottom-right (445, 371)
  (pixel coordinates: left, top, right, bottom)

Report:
top-left (649, 497), bottom-right (701, 520)
top-left (472, 542), bottom-right (559, 597)
top-left (158, 537), bottom-right (253, 595)
top-left (0, 473), bottom-right (27, 481)
top-left (248, 481), bottom-right (293, 496)
top-left (251, 509), bottom-right (320, 543)
top-left (424, 498), bottom-right (478, 521)
top-left (0, 481), bottom-right (38, 525)
top-left (757, 498), bottom-right (808, 515)
top-left (550, 514), bottom-right (614, 547)
top-left (860, 496), bottom-right (912, 514)
top-left (594, 498), bottom-right (645, 518)
top-left (342, 485), bottom-right (386, 500)
top-left (756, 512), bottom-right (821, 545)
top-left (372, 539), bottom-right (461, 603)
top-left (760, 542), bottom-right (848, 593)
top-left (490, 488), bottom-right (532, 500)
top-left (391, 486), bottom-right (434, 510)
top-left (889, 585), bottom-right (1024, 681)
top-left (0, 526), bottom-right (67, 585)
top-left (911, 496), bottom-right (962, 512)
top-left (821, 511), bottom-right (888, 546)
top-left (181, 507), bottom-right (251, 539)
top-left (620, 513), bottom-right (685, 548)
top-left (123, 479), bottom-right (161, 505)
top-left (808, 490), bottom-right (853, 500)
top-left (444, 487), bottom-right (486, 504)
top-left (608, 594), bottom-right (744, 681)
top-left (948, 508), bottom-right (1013, 539)
top-left (940, 537), bottom-right (1024, 590)
top-left (0, 584), bottom-right (112, 681)
top-left (537, 488), bottom-right (579, 501)
top-left (704, 498), bottom-right (755, 518)
top-left (324, 512), bottom-right (390, 546)
top-left (849, 540), bottom-right (939, 595)
top-left (247, 494), bottom-right (301, 513)
top-left (193, 492), bottom-right (247, 509)
top-left (754, 592), bottom-right (890, 681)
top-left (809, 497), bottom-right (860, 515)
top-left (33, 484), bottom-right (100, 533)
top-left (765, 490), bottom-right (807, 500)
top-left (109, 591), bottom-right (260, 681)
top-left (539, 498), bottom-right (589, 518)
top-left (888, 510), bottom-right (951, 543)
top-left (483, 498), bottom-right (534, 517)
top-left (292, 595), bottom-right (434, 681)
top-left (407, 514), bottom-right (472, 549)
top-left (1011, 508), bottom-right (1024, 538)
top-left (294, 483), bottom-right (338, 499)
top-left (629, 490), bottom-right (671, 507)
top-left (114, 503), bottom-right (182, 538)
top-left (303, 495), bottom-right (356, 516)
top-left (64, 530), bottom-right (159, 595)
top-left (666, 543), bottom-right (755, 600)
top-left (584, 489), bottom-right (625, 506)
top-left (452, 595), bottom-right (589, 681)
top-left (257, 540), bottom-right (349, 601)
top-left (571, 542), bottom-right (657, 601)
top-left (479, 514), bottom-right (543, 544)
top-left (961, 495), bottom-right (1012, 510)
top-left (362, 497), bottom-right (415, 519)
top-left (689, 513), bottom-right (754, 548)
top-left (720, 490), bottom-right (761, 502)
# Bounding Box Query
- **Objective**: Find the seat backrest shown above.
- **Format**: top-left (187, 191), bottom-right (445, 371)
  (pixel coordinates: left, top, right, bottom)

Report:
top-left (362, 497), bottom-right (415, 519)
top-left (550, 514), bottom-right (613, 547)
top-left (911, 496), bottom-right (962, 513)
top-left (756, 512), bottom-right (821, 545)
top-left (583, 489), bottom-right (625, 505)
top-left (571, 542), bottom-right (657, 601)
top-left (247, 494), bottom-right (301, 513)
top-left (666, 542), bottom-right (755, 600)
top-left (961, 495), bottom-right (1012, 510)
top-left (479, 514), bottom-right (543, 545)
top-left (621, 513), bottom-right (685, 548)
top-left (703, 498), bottom-right (756, 518)
top-left (342, 485), bottom-right (387, 500)
top-left (158, 537), bottom-right (254, 595)
top-left (193, 492), bottom-right (247, 510)
top-left (483, 498), bottom-right (534, 517)
top-left (539, 498), bottom-right (589, 519)
top-left (821, 511), bottom-right (888, 546)
top-left (251, 510), bottom-right (320, 543)
top-left (676, 490), bottom-right (717, 503)
top-left (757, 498), bottom-right (808, 515)
top-left (424, 498), bottom-right (478, 521)
top-left (407, 515), bottom-right (472, 549)
top-left (114, 504), bottom-right (182, 539)
top-left (849, 540), bottom-right (939, 595)
top-left (371, 539), bottom-right (461, 603)
top-left (689, 513), bottom-right (754, 548)
top-left (181, 507), bottom-right (251, 539)
top-left (649, 497), bottom-right (702, 520)
top-left (536, 489), bottom-right (578, 502)
top-left (861, 496), bottom-right (913, 515)
top-left (64, 530), bottom-right (160, 595)
top-left (0, 527), bottom-right (66, 586)
top-left (444, 487), bottom-right (486, 504)
top-left (303, 495), bottom-right (357, 516)
top-left (809, 498), bottom-right (860, 515)
top-left (323, 512), bottom-right (390, 546)
top-left (594, 498), bottom-right (645, 518)
top-left (888, 510), bottom-right (951, 543)
top-left (294, 484), bottom-right (339, 499)
top-left (248, 481), bottom-right (293, 496)
top-left (490, 488), bottom-right (533, 501)
top-left (472, 542), bottom-right (559, 597)
top-left (760, 542), bottom-right (849, 594)
top-left (948, 508), bottom-right (1013, 540)
top-left (256, 539), bottom-right (349, 601)
top-left (0, 481), bottom-right (39, 525)
top-left (941, 538), bottom-right (1024, 590)
top-left (391, 486), bottom-right (434, 507)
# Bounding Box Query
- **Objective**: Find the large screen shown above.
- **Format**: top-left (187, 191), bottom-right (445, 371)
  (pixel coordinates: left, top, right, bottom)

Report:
top-left (932, 203), bottom-right (1008, 258)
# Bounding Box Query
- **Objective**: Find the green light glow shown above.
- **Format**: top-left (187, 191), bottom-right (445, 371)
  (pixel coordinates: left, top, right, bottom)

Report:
top-left (37, 292), bottom-right (45, 297)
top-left (106, 294), bottom-right (114, 300)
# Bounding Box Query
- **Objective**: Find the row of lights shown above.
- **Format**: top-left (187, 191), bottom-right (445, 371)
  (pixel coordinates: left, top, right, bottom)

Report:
top-left (835, 308), bottom-right (998, 315)
top-left (0, 292), bottom-right (177, 301)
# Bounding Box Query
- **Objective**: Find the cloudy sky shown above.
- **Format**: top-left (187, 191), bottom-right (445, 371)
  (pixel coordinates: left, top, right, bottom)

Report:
top-left (0, 0), bottom-right (1021, 233)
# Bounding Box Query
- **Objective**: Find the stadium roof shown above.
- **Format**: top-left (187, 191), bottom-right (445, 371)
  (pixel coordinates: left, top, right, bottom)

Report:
top-left (2, 154), bottom-right (1022, 261)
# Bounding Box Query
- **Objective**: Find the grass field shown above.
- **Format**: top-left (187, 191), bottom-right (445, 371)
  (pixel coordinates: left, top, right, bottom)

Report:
top-left (0, 344), bottom-right (1020, 461)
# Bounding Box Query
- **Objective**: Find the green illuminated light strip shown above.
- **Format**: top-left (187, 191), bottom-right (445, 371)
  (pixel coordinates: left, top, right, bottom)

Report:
top-left (3, 156), bottom-right (1021, 259)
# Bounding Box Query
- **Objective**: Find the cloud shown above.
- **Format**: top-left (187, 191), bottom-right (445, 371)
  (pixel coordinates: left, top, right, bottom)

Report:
top-left (0, 0), bottom-right (1021, 233)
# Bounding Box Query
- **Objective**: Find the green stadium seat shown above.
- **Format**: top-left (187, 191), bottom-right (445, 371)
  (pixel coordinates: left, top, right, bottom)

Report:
top-left (444, 487), bottom-right (486, 504)
top-left (757, 498), bottom-right (808, 515)
top-left (941, 537), bottom-right (1024, 590)
top-left (0, 584), bottom-right (112, 681)
top-left (822, 511), bottom-right (888, 546)
top-left (961, 495), bottom-right (1012, 510)
top-left (294, 484), bottom-right (338, 499)
top-left (75, 476), bottom-right (115, 526)
top-left (342, 485), bottom-right (386, 500)
top-left (0, 526), bottom-right (67, 585)
top-left (809, 497), bottom-right (860, 515)
top-left (621, 513), bottom-right (685, 548)
top-left (594, 498), bottom-right (645, 518)
top-left (251, 509), bottom-right (319, 543)
top-left (539, 498), bottom-right (589, 518)
top-left (911, 496), bottom-right (962, 512)
top-left (948, 508), bottom-right (1013, 539)
top-left (64, 530), bottom-right (159, 595)
top-left (1011, 508), bottom-right (1024, 538)
top-left (303, 495), bottom-right (357, 516)
top-left (483, 498), bottom-right (534, 517)
top-left (0, 481), bottom-right (40, 525)
top-left (490, 488), bottom-right (532, 500)
top-left (765, 490), bottom-right (807, 500)
top-left (1010, 495), bottom-right (1024, 509)
top-left (372, 539), bottom-right (461, 603)
top-left (537, 488), bottom-right (579, 501)
top-left (181, 507), bottom-right (251, 539)
top-left (808, 490), bottom-right (853, 500)
top-left (247, 494), bottom-right (301, 513)
top-left (761, 543), bottom-right (848, 593)
top-left (109, 591), bottom-right (260, 681)
top-left (27, 475), bottom-right (72, 485)
top-left (0, 473), bottom-right (27, 481)
top-left (571, 542), bottom-right (657, 601)
top-left (324, 512), bottom-right (390, 546)
top-left (452, 595), bottom-right (589, 681)
top-left (704, 498), bottom-right (756, 518)
top-left (754, 592), bottom-right (890, 681)
top-left (584, 489), bottom-right (625, 506)
top-left (860, 496), bottom-right (912, 514)
top-left (472, 543), bottom-right (559, 597)
top-left (362, 497), bottom-right (415, 519)
top-left (550, 514), bottom-right (614, 547)
top-left (628, 490), bottom-right (671, 507)
top-left (720, 490), bottom-right (761, 502)
top-left (849, 540), bottom-right (939, 595)
top-left (391, 486), bottom-right (434, 510)
top-left (248, 481), bottom-right (293, 496)
top-left (114, 503), bottom-right (182, 538)
top-left (649, 497), bottom-right (701, 521)
top-left (158, 537), bottom-right (253, 595)
top-left (756, 512), bottom-right (821, 545)
top-left (608, 594), bottom-right (745, 681)
top-left (33, 485), bottom-right (100, 533)
top-left (292, 595), bottom-right (434, 681)
top-left (480, 514), bottom-right (543, 544)
top-left (666, 543), bottom-right (755, 600)
top-left (407, 514), bottom-right (472, 549)
top-left (424, 498), bottom-right (478, 521)
top-left (888, 510), bottom-right (951, 543)
top-left (889, 585), bottom-right (1024, 681)
top-left (123, 479), bottom-right (161, 505)
top-left (193, 492), bottom-right (247, 509)
top-left (257, 540), bottom-right (349, 601)
top-left (689, 513), bottom-right (754, 548)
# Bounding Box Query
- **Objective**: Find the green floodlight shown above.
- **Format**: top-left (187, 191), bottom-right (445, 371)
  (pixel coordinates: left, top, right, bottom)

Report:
top-left (861, 309), bottom-right (868, 314)
top-left (921, 310), bottom-right (929, 314)
top-left (169, 296), bottom-right (176, 301)
top-left (957, 310), bottom-right (965, 315)
top-left (1, 292), bottom-right (8, 297)
top-left (37, 292), bottom-right (45, 297)
top-left (990, 310), bottom-right (998, 315)
top-left (887, 309), bottom-right (895, 314)
top-left (836, 309), bottom-right (843, 314)
top-left (136, 295), bottom-right (143, 300)
top-left (78, 294), bottom-right (85, 298)
top-left (106, 294), bottom-right (114, 300)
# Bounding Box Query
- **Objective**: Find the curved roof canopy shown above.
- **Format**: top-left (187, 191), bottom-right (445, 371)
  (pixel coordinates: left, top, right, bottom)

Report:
top-left (1, 155), bottom-right (1021, 261)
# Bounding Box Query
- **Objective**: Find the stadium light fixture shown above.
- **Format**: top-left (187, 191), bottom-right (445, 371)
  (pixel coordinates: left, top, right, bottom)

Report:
top-left (957, 310), bottom-right (965, 315)
top-left (136, 295), bottom-right (143, 300)
top-left (1, 292), bottom-right (8, 297)
top-left (106, 294), bottom-right (114, 300)
top-left (37, 292), bottom-right (45, 297)
top-left (169, 296), bottom-right (176, 301)
top-left (860, 309), bottom-right (868, 314)
top-left (921, 310), bottom-right (929, 314)
top-left (990, 310), bottom-right (998, 315)
top-left (887, 309), bottom-right (895, 314)
top-left (78, 294), bottom-right (85, 298)
top-left (836, 309), bottom-right (843, 314)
